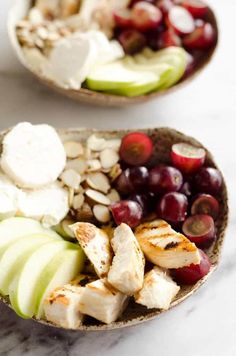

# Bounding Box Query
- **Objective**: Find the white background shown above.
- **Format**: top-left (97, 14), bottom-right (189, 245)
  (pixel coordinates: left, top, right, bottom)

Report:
top-left (0, 1), bottom-right (236, 355)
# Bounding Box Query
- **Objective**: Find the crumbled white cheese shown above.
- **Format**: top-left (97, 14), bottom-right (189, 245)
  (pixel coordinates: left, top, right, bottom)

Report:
top-left (42, 31), bottom-right (124, 89)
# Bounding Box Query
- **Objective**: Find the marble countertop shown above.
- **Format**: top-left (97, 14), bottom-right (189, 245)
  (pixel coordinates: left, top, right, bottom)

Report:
top-left (0, 1), bottom-right (236, 355)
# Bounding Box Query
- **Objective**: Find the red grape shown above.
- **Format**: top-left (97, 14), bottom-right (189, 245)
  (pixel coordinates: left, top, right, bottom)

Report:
top-left (115, 171), bottom-right (134, 195)
top-left (110, 200), bottom-right (143, 227)
top-left (116, 166), bottom-right (149, 195)
top-left (119, 132), bottom-right (153, 166)
top-left (149, 166), bottom-right (183, 194)
top-left (129, 194), bottom-right (150, 216)
top-left (183, 22), bottom-right (216, 50)
top-left (130, 0), bottom-right (156, 7)
top-left (167, 6), bottom-right (195, 35)
top-left (157, 192), bottom-right (188, 222)
top-left (181, 0), bottom-right (208, 18)
top-left (183, 53), bottom-right (196, 78)
top-left (146, 26), bottom-right (167, 50)
top-left (191, 194), bottom-right (219, 220)
top-left (114, 8), bottom-right (132, 28)
top-left (171, 143), bottom-right (206, 174)
top-left (128, 167), bottom-right (149, 191)
top-left (131, 2), bottom-right (163, 31)
top-left (157, 29), bottom-right (181, 48)
top-left (195, 19), bottom-right (204, 27)
top-left (193, 167), bottom-right (223, 195)
top-left (156, 0), bottom-right (174, 15)
top-left (118, 29), bottom-right (146, 54)
top-left (172, 249), bottom-right (211, 284)
top-left (180, 181), bottom-right (192, 196)
top-left (182, 214), bottom-right (215, 248)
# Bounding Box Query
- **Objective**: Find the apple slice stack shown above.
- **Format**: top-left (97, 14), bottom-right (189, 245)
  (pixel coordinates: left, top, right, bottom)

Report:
top-left (86, 46), bottom-right (188, 97)
top-left (0, 217), bottom-right (85, 319)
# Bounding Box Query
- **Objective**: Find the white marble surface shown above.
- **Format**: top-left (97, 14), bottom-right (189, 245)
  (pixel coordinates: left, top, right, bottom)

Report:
top-left (0, 1), bottom-right (236, 355)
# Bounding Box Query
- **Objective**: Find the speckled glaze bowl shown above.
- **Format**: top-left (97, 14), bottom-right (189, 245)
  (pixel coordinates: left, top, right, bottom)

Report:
top-left (8, 0), bottom-right (219, 107)
top-left (0, 127), bottom-right (228, 331)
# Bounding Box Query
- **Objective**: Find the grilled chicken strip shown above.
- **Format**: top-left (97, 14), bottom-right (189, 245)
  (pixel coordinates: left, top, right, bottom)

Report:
top-left (135, 267), bottom-right (180, 310)
top-left (108, 223), bottom-right (145, 295)
top-left (44, 284), bottom-right (84, 329)
top-left (71, 222), bottom-right (112, 278)
top-left (78, 279), bottom-right (128, 324)
top-left (135, 220), bottom-right (200, 269)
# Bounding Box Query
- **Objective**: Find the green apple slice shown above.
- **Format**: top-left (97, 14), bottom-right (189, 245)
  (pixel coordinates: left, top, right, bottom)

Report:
top-left (0, 233), bottom-right (60, 264)
top-left (35, 247), bottom-right (85, 319)
top-left (137, 53), bottom-right (186, 89)
top-left (123, 57), bottom-right (174, 91)
top-left (0, 217), bottom-right (60, 249)
top-left (0, 235), bottom-right (61, 296)
top-left (108, 79), bottom-right (158, 97)
top-left (134, 47), bottom-right (188, 90)
top-left (86, 61), bottom-right (158, 91)
top-left (124, 56), bottom-right (173, 74)
top-left (157, 55), bottom-right (187, 89)
top-left (9, 240), bottom-right (79, 319)
top-left (0, 242), bottom-right (49, 296)
top-left (140, 46), bottom-right (187, 60)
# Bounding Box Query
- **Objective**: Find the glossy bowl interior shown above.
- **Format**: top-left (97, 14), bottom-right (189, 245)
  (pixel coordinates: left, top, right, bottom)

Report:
top-left (8, 1), bottom-right (219, 106)
top-left (0, 127), bottom-right (228, 331)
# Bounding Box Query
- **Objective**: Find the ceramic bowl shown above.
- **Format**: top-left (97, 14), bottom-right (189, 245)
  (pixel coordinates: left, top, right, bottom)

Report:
top-left (8, 0), bottom-right (219, 107)
top-left (0, 126), bottom-right (228, 331)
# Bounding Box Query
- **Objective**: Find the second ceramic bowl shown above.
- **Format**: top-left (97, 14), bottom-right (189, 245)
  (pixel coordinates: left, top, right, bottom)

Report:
top-left (8, 0), bottom-right (219, 106)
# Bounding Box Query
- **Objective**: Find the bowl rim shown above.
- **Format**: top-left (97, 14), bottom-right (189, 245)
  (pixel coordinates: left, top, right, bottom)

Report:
top-left (0, 126), bottom-right (229, 331)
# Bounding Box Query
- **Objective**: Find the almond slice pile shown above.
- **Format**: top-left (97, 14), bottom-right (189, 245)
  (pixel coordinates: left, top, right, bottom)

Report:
top-left (15, 0), bottom-right (118, 56)
top-left (58, 134), bottom-right (121, 232)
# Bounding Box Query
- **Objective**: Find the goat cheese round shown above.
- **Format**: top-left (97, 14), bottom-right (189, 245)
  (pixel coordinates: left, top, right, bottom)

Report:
top-left (1, 122), bottom-right (66, 189)
top-left (18, 182), bottom-right (69, 227)
top-left (0, 173), bottom-right (20, 220)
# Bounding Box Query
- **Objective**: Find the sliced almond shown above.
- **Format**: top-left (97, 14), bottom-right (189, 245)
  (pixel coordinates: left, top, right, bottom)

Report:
top-left (68, 187), bottom-right (75, 207)
top-left (87, 135), bottom-right (121, 152)
top-left (72, 194), bottom-right (85, 210)
top-left (93, 205), bottom-right (111, 223)
top-left (35, 38), bottom-right (44, 48)
top-left (76, 203), bottom-right (94, 222)
top-left (87, 134), bottom-right (107, 151)
top-left (107, 189), bottom-right (120, 203)
top-left (46, 32), bottom-right (61, 42)
top-left (108, 163), bottom-right (122, 182)
top-left (85, 189), bottom-right (111, 206)
top-left (28, 8), bottom-right (44, 25)
top-left (58, 27), bottom-right (72, 37)
top-left (87, 159), bottom-right (102, 172)
top-left (17, 20), bottom-right (31, 29)
top-left (64, 141), bottom-right (84, 159)
top-left (84, 147), bottom-right (92, 159)
top-left (62, 219), bottom-right (76, 239)
top-left (36, 27), bottom-right (49, 40)
top-left (74, 185), bottom-right (85, 195)
top-left (104, 139), bottom-right (121, 152)
top-left (61, 169), bottom-right (81, 189)
top-left (66, 158), bottom-right (87, 175)
top-left (100, 149), bottom-right (119, 169)
top-left (86, 172), bottom-right (110, 194)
